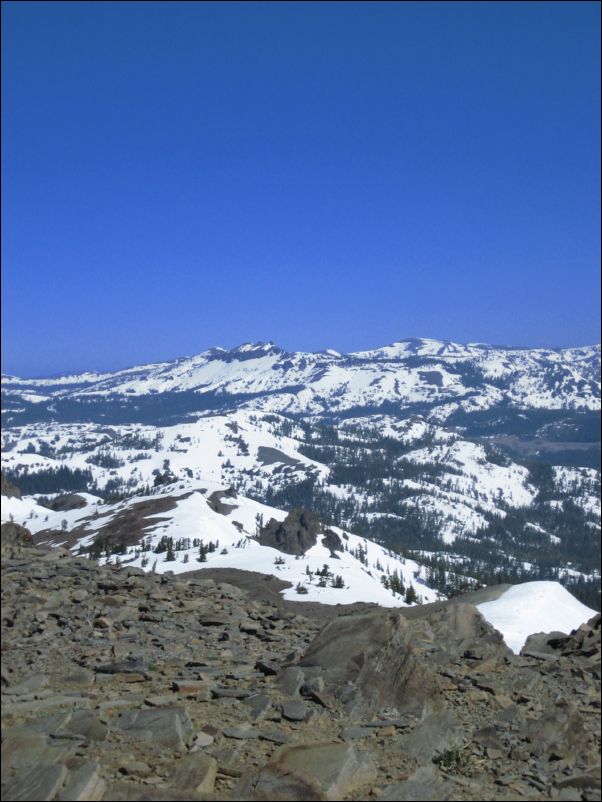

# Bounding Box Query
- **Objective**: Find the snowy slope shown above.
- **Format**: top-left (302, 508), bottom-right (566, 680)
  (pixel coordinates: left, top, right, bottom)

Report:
top-left (2, 404), bottom-right (599, 554)
top-left (1, 481), bottom-right (437, 608)
top-left (476, 581), bottom-right (598, 653)
top-left (0, 411), bottom-right (325, 495)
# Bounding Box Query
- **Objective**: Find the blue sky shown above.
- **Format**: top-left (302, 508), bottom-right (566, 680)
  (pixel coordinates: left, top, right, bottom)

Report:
top-left (2, 1), bottom-right (600, 376)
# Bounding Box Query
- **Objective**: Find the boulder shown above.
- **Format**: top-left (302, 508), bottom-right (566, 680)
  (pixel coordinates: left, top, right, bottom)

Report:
top-left (2, 763), bottom-right (68, 802)
top-left (170, 753), bottom-right (218, 794)
top-left (257, 509), bottom-right (321, 556)
top-left (1, 522), bottom-right (34, 549)
top-left (238, 742), bottom-right (376, 801)
top-left (49, 494), bottom-right (88, 512)
top-left (399, 709), bottom-right (463, 764)
top-left (112, 707), bottom-right (194, 752)
top-left (56, 760), bottom-right (106, 801)
top-left (299, 608), bottom-right (437, 718)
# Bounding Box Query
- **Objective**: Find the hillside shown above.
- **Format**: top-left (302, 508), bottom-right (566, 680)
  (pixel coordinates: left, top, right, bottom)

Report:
top-left (1, 536), bottom-right (600, 801)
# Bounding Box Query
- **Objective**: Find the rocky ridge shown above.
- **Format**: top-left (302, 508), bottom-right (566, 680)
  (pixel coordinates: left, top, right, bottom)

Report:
top-left (1, 535), bottom-right (600, 802)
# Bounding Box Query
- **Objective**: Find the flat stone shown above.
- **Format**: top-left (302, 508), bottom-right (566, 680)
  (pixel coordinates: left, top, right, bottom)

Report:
top-left (377, 725), bottom-right (397, 737)
top-left (256, 659), bottom-right (279, 676)
top-left (267, 741), bottom-right (377, 801)
top-left (282, 700), bottom-right (313, 722)
top-left (2, 695), bottom-right (92, 716)
top-left (112, 707), bottom-right (194, 751)
top-left (144, 695), bottom-right (175, 707)
top-left (211, 686), bottom-right (250, 699)
top-left (223, 724), bottom-right (261, 739)
top-left (118, 760), bottom-right (153, 778)
top-left (1, 727), bottom-right (76, 772)
top-left (199, 613), bottom-right (232, 626)
top-left (170, 752), bottom-right (217, 793)
top-left (473, 725), bottom-right (504, 752)
top-left (101, 784), bottom-right (210, 801)
top-left (243, 693), bottom-right (273, 722)
top-left (258, 729), bottom-right (293, 745)
top-left (61, 667), bottom-right (95, 687)
top-left (2, 762), bottom-right (69, 802)
top-left (111, 672), bottom-right (147, 683)
top-left (237, 766), bottom-right (327, 800)
top-left (342, 726), bottom-right (375, 740)
top-left (191, 731), bottom-right (214, 748)
top-left (96, 698), bottom-right (141, 711)
top-left (3, 673), bottom-right (50, 695)
top-left (63, 710), bottom-right (108, 742)
top-left (94, 660), bottom-right (149, 678)
top-left (276, 667), bottom-right (305, 696)
top-left (56, 760), bottom-right (106, 801)
top-left (172, 680), bottom-right (212, 700)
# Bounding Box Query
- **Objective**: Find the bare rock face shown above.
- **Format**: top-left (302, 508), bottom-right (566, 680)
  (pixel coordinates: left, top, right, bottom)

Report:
top-left (206, 487), bottom-right (238, 515)
top-left (298, 608), bottom-right (438, 718)
top-left (1, 522), bottom-right (34, 549)
top-left (322, 529), bottom-right (344, 558)
top-left (405, 601), bottom-right (511, 664)
top-left (257, 508), bottom-right (322, 556)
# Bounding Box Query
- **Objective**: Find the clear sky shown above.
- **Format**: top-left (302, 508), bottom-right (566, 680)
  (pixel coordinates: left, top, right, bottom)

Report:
top-left (2, 1), bottom-right (600, 376)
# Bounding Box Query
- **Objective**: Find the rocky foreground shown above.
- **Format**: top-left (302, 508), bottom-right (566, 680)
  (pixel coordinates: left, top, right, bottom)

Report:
top-left (1, 535), bottom-right (600, 802)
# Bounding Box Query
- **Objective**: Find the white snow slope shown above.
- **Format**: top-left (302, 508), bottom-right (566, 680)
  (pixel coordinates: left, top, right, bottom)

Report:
top-left (476, 581), bottom-right (598, 653)
top-left (0, 482), bottom-right (437, 608)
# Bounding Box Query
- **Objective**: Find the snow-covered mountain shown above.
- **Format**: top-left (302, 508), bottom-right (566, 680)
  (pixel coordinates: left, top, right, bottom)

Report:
top-left (2, 337), bottom-right (600, 611)
top-left (2, 337), bottom-right (600, 421)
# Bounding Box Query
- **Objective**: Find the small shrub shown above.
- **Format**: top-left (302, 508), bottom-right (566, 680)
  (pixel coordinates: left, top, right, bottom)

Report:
top-left (434, 747), bottom-right (472, 774)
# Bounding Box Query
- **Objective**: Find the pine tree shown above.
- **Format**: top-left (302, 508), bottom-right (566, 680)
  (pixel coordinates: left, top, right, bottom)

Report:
top-left (165, 538), bottom-right (175, 561)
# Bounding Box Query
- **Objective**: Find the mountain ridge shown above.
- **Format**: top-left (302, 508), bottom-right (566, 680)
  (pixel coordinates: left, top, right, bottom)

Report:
top-left (3, 338), bottom-right (600, 424)
top-left (3, 336), bottom-right (601, 385)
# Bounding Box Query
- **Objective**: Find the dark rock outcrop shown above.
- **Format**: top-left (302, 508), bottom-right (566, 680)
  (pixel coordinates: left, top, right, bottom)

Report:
top-left (322, 529), bottom-right (343, 557)
top-left (1, 522), bottom-right (34, 549)
top-left (48, 493), bottom-right (88, 512)
top-left (207, 487), bottom-right (238, 515)
top-left (257, 508), bottom-right (322, 555)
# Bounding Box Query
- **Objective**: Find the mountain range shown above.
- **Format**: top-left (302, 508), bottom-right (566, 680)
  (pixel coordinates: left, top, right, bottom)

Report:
top-left (2, 337), bottom-right (600, 611)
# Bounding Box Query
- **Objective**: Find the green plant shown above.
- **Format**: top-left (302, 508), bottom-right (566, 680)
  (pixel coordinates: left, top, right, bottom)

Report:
top-left (434, 746), bottom-right (472, 774)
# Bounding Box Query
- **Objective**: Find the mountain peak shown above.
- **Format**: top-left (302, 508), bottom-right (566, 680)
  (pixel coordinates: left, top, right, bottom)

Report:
top-left (231, 341), bottom-right (281, 354)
